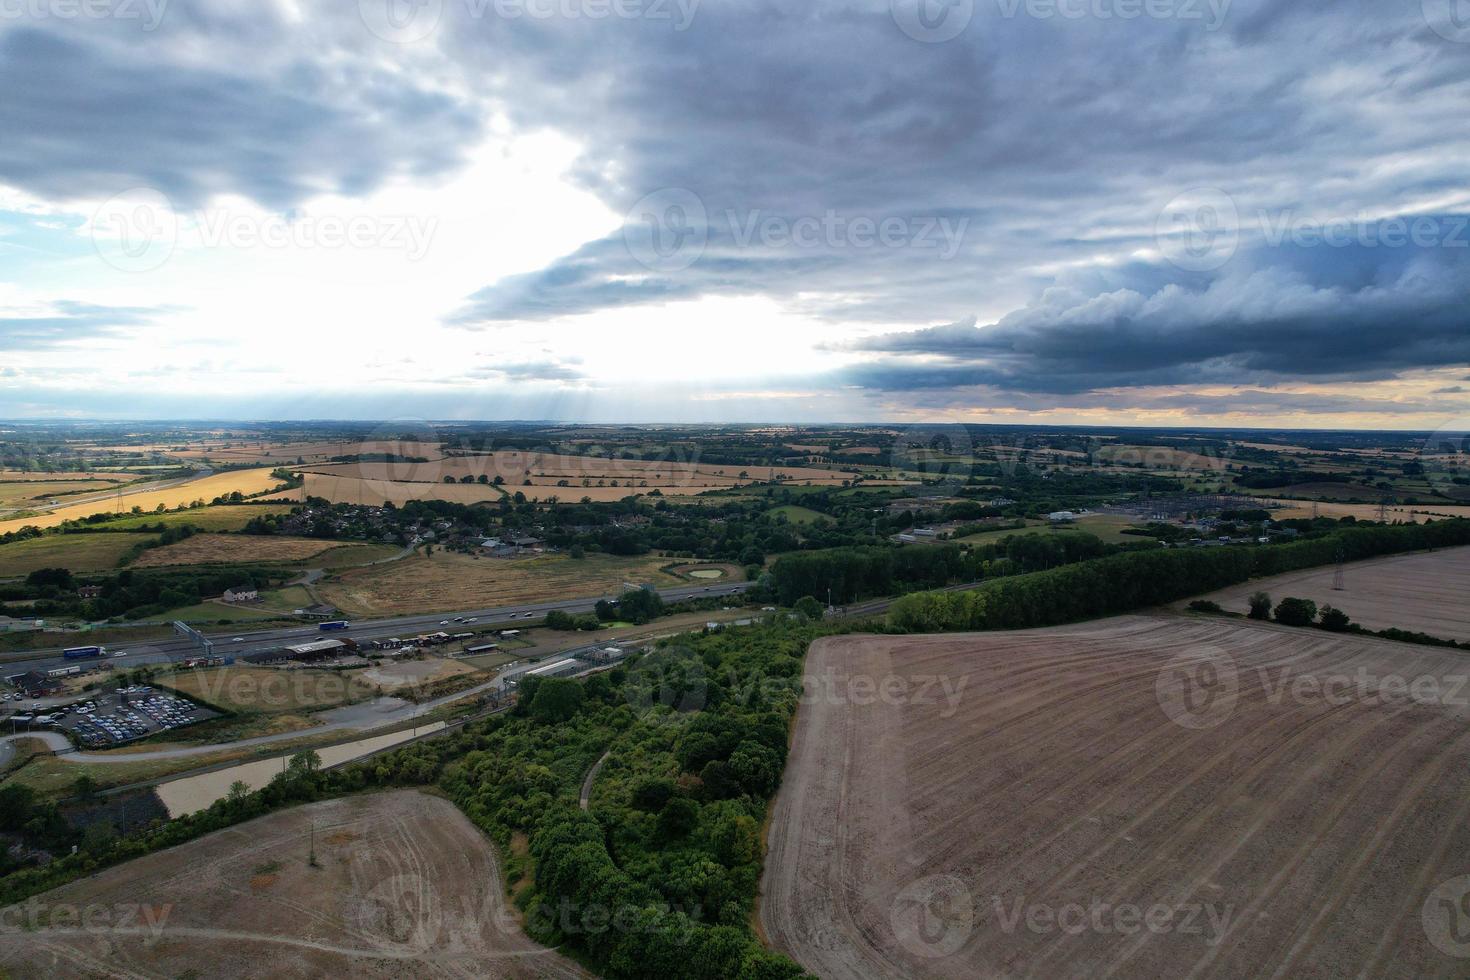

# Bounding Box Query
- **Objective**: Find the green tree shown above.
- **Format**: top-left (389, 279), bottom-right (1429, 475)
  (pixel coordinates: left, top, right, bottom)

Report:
top-left (1318, 605), bottom-right (1352, 632)
top-left (793, 595), bottom-right (823, 620)
top-left (1248, 591), bottom-right (1273, 620)
top-left (657, 797), bottom-right (699, 840)
top-left (530, 678), bottom-right (585, 724)
top-left (1274, 597), bottom-right (1318, 627)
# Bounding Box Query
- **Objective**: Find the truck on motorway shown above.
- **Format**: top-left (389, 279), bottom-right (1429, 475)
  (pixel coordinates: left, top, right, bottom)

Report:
top-left (62, 645), bottom-right (107, 660)
top-left (318, 621), bottom-right (351, 632)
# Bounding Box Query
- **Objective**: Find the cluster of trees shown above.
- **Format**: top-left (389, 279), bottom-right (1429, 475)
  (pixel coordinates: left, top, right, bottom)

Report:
top-left (436, 622), bottom-right (816, 978)
top-left (890, 519), bottom-right (1470, 632)
top-left (547, 589), bottom-right (669, 631)
top-left (768, 544), bottom-right (981, 605)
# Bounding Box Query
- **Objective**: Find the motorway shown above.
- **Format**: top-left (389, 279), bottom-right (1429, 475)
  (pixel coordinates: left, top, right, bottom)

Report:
top-left (1, 581), bottom-right (754, 678)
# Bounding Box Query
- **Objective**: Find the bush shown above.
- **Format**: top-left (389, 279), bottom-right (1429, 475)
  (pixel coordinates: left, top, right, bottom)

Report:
top-left (1247, 591), bottom-right (1273, 620)
top-left (1188, 600), bottom-right (1223, 613)
top-left (793, 596), bottom-right (824, 620)
top-left (1274, 597), bottom-right (1318, 628)
top-left (1318, 605), bottom-right (1352, 632)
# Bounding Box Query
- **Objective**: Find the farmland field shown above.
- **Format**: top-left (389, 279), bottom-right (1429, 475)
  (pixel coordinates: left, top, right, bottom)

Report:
top-left (1186, 545), bottom-right (1470, 641)
top-left (0, 533), bottom-right (140, 577)
top-left (954, 514), bottom-right (1142, 546)
top-left (159, 439), bottom-right (447, 466)
top-left (0, 476), bottom-right (128, 511)
top-left (0, 468), bottom-right (293, 534)
top-left (1259, 498), bottom-right (1470, 522)
top-left (295, 449), bottom-right (892, 506)
top-left (0, 791), bottom-right (587, 978)
top-left (89, 504), bottom-right (298, 532)
top-left (130, 533), bottom-right (342, 567)
top-left (767, 504), bottom-right (832, 525)
top-left (321, 550), bottom-right (684, 616)
top-left (762, 616), bottom-right (1470, 978)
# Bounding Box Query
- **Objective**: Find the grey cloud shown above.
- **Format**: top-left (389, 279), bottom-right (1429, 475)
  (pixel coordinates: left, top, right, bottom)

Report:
top-left (0, 300), bottom-right (175, 350)
top-left (462, 361), bottom-right (588, 383)
top-left (442, 0), bottom-right (1470, 333)
top-left (842, 240), bottom-right (1470, 394)
top-left (0, 26), bottom-right (479, 209)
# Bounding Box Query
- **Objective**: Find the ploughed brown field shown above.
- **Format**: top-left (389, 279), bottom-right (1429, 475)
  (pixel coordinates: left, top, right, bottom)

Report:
top-left (1186, 545), bottom-right (1470, 642)
top-left (761, 615), bottom-right (1470, 979)
top-left (0, 791), bottom-right (586, 979)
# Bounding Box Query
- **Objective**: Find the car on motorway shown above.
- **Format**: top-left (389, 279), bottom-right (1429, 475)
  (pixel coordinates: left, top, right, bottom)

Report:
top-left (440, 620), bottom-right (450, 626)
top-left (232, 637), bottom-right (244, 643)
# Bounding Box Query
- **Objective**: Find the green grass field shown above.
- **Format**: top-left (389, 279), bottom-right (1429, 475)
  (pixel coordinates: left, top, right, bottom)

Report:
top-left (0, 534), bottom-right (141, 577)
top-left (955, 514), bottom-right (1143, 547)
top-left (92, 504), bottom-right (296, 532)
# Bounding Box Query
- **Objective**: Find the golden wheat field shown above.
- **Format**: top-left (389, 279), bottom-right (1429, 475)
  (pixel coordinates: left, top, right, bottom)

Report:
top-left (0, 468), bottom-right (292, 534)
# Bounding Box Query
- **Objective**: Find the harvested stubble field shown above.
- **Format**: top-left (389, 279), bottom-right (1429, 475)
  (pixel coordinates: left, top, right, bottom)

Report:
top-left (168, 439), bottom-right (448, 466)
top-left (1187, 545), bottom-right (1470, 642)
top-left (321, 550), bottom-right (684, 616)
top-left (1260, 498), bottom-right (1470, 522)
top-left (762, 615), bottom-right (1470, 978)
top-left (130, 533), bottom-right (347, 568)
top-left (0, 468), bottom-right (292, 535)
top-left (0, 790), bottom-right (587, 978)
top-left (128, 534), bottom-right (397, 571)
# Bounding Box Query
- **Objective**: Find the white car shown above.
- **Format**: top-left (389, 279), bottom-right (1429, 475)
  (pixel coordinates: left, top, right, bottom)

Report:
top-left (232, 637), bottom-right (244, 643)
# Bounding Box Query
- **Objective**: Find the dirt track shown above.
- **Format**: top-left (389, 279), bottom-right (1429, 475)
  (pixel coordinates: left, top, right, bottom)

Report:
top-left (0, 791), bottom-right (586, 979)
top-left (760, 616), bottom-right (1470, 978)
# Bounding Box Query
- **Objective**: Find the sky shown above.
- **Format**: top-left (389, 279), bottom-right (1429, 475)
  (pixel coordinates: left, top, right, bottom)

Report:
top-left (0, 0), bottom-right (1468, 429)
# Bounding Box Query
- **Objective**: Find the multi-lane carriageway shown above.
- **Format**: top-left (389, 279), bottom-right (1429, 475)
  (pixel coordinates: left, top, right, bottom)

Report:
top-left (4, 582), bottom-right (755, 678)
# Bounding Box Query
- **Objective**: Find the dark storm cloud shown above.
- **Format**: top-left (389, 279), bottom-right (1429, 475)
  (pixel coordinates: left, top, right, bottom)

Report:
top-left (0, 300), bottom-right (172, 350)
top-left (0, 24), bottom-right (478, 209)
top-left (841, 236), bottom-right (1470, 395)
